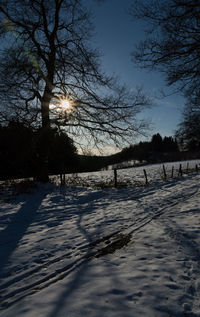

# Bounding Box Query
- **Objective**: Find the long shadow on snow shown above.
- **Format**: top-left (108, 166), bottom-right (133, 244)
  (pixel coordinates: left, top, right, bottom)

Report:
top-left (47, 178), bottom-right (200, 317)
top-left (162, 214), bottom-right (200, 262)
top-left (156, 215), bottom-right (200, 317)
top-left (47, 187), bottom-right (131, 317)
top-left (0, 192), bottom-right (46, 278)
top-left (46, 189), bottom-right (107, 317)
top-left (45, 180), bottom-right (185, 316)
top-left (0, 188), bottom-right (112, 309)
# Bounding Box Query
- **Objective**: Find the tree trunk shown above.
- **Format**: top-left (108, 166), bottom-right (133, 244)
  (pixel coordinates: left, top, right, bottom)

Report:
top-left (36, 91), bottom-right (51, 182)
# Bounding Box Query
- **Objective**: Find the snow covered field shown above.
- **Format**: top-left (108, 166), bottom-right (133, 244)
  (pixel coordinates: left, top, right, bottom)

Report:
top-left (63, 159), bottom-right (200, 187)
top-left (1, 164), bottom-right (200, 316)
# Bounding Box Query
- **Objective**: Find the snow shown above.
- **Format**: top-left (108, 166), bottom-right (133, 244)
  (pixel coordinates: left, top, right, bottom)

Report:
top-left (1, 162), bottom-right (200, 316)
top-left (62, 159), bottom-right (200, 187)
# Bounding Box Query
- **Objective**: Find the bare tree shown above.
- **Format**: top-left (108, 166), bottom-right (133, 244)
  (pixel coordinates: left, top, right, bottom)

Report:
top-left (0, 0), bottom-right (150, 180)
top-left (130, 0), bottom-right (200, 97)
top-left (175, 90), bottom-right (200, 151)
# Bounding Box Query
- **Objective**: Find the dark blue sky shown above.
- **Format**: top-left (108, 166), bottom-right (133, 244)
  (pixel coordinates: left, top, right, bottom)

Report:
top-left (85, 0), bottom-right (185, 141)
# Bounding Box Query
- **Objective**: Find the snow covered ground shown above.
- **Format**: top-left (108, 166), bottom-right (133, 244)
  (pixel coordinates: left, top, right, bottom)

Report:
top-left (62, 159), bottom-right (200, 187)
top-left (1, 166), bottom-right (200, 316)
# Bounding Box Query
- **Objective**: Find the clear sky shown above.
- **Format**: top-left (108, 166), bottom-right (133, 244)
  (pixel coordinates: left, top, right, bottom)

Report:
top-left (85, 0), bottom-right (185, 143)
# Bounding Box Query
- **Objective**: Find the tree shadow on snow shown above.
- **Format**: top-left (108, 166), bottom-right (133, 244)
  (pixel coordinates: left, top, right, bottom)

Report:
top-left (0, 192), bottom-right (46, 277)
top-left (47, 188), bottom-right (131, 317)
top-left (46, 189), bottom-right (108, 317)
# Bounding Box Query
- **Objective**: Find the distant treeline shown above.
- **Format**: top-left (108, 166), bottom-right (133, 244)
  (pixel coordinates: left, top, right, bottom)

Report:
top-left (118, 133), bottom-right (179, 163)
top-left (110, 133), bottom-right (200, 167)
top-left (79, 133), bottom-right (200, 172)
top-left (0, 124), bottom-right (199, 179)
top-left (78, 134), bottom-right (179, 172)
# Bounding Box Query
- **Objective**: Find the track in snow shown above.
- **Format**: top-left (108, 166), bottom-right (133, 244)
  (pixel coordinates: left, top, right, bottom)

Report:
top-left (0, 176), bottom-right (199, 310)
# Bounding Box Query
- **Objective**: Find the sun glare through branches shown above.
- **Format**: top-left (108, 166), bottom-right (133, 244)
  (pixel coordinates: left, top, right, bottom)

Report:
top-left (59, 98), bottom-right (73, 112)
top-left (50, 97), bottom-right (75, 116)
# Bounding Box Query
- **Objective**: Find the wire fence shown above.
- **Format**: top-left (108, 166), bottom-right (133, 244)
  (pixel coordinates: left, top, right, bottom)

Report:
top-left (56, 159), bottom-right (200, 188)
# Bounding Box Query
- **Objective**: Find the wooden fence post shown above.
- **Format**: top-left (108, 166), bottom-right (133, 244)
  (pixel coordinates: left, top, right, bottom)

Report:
top-left (196, 164), bottom-right (198, 172)
top-left (143, 169), bottom-right (148, 186)
top-left (60, 173), bottom-right (66, 186)
top-left (178, 164), bottom-right (182, 177)
top-left (171, 166), bottom-right (174, 178)
top-left (186, 162), bottom-right (189, 173)
top-left (163, 164), bottom-right (167, 181)
top-left (114, 168), bottom-right (117, 188)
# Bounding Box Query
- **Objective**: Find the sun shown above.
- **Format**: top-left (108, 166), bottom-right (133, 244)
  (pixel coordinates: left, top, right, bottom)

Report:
top-left (60, 98), bottom-right (71, 111)
top-left (50, 96), bottom-right (75, 115)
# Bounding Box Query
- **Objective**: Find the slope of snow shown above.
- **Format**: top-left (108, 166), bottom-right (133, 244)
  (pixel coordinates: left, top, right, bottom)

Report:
top-left (62, 159), bottom-right (200, 187)
top-left (1, 171), bottom-right (200, 316)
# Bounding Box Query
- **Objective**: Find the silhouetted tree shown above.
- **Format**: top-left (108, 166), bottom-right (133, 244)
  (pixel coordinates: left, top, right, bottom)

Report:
top-left (0, 0), bottom-right (150, 181)
top-left (162, 136), bottom-right (179, 152)
top-left (175, 96), bottom-right (200, 151)
top-left (131, 0), bottom-right (200, 97)
top-left (0, 121), bottom-right (34, 178)
top-left (0, 122), bottom-right (78, 179)
top-left (48, 130), bottom-right (78, 174)
top-left (151, 133), bottom-right (163, 151)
